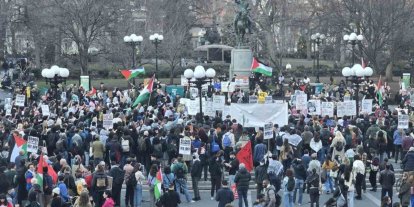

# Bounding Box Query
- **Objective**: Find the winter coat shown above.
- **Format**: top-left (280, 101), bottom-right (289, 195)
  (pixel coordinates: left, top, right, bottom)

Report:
top-left (191, 160), bottom-right (202, 179)
top-left (402, 151), bottom-right (414, 171)
top-left (102, 198), bottom-right (115, 207)
top-left (379, 169), bottom-right (395, 189)
top-left (160, 190), bottom-right (181, 207)
top-left (234, 168), bottom-right (251, 190)
top-left (255, 165), bottom-right (268, 184)
top-left (398, 180), bottom-right (411, 206)
top-left (215, 187), bottom-right (234, 207)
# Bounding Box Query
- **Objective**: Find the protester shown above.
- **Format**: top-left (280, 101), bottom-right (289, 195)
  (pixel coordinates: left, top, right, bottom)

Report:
top-left (380, 164), bottom-right (396, 204)
top-left (215, 180), bottom-right (234, 207)
top-left (102, 190), bottom-right (115, 207)
top-left (159, 184), bottom-right (181, 207)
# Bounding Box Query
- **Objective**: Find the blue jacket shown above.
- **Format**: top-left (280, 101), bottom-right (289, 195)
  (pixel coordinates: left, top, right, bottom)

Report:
top-left (393, 130), bottom-right (402, 145)
top-left (58, 182), bottom-right (69, 202)
top-left (254, 143), bottom-right (267, 162)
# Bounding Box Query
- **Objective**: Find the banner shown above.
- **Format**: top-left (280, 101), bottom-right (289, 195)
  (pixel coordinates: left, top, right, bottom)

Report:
top-left (179, 138), bottom-right (191, 155)
top-left (27, 136), bottom-right (39, 153)
top-left (165, 85), bottom-right (185, 99)
top-left (308, 100), bottom-right (321, 115)
top-left (249, 96), bottom-right (258, 104)
top-left (321, 102), bottom-right (334, 117)
top-left (41, 105), bottom-right (50, 116)
top-left (15, 95), bottom-right (25, 107)
top-left (264, 123), bottom-right (273, 139)
top-left (361, 99), bottom-right (373, 114)
top-left (103, 114), bottom-right (113, 130)
top-left (229, 103), bottom-right (288, 128)
top-left (213, 95), bottom-right (225, 111)
top-left (295, 93), bottom-right (307, 110)
top-left (398, 114), bottom-right (409, 129)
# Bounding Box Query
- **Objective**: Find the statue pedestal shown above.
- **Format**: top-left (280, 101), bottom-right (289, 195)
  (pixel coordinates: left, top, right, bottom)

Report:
top-left (230, 48), bottom-right (253, 80)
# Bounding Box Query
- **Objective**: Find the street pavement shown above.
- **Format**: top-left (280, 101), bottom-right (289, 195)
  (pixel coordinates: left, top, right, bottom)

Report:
top-left (119, 163), bottom-right (402, 207)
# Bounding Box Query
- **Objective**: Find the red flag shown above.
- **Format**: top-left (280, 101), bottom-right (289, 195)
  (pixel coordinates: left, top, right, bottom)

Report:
top-left (156, 167), bottom-right (163, 183)
top-left (377, 75), bottom-right (382, 91)
top-left (86, 87), bottom-right (97, 97)
top-left (236, 141), bottom-right (254, 172)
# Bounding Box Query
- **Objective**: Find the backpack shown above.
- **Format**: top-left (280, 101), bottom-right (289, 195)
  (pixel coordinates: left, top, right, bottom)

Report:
top-left (56, 138), bottom-right (65, 151)
top-left (126, 174), bottom-right (137, 186)
top-left (138, 138), bottom-right (147, 152)
top-left (121, 138), bottom-right (130, 152)
top-left (345, 134), bottom-right (352, 146)
top-left (286, 177), bottom-right (295, 192)
top-left (276, 133), bottom-right (284, 147)
top-left (335, 141), bottom-right (344, 151)
top-left (153, 144), bottom-right (163, 158)
top-left (96, 176), bottom-right (108, 188)
top-left (175, 166), bottom-right (185, 179)
top-left (266, 187), bottom-right (282, 206)
top-left (268, 171), bottom-right (281, 192)
top-left (222, 134), bottom-right (231, 148)
top-left (336, 189), bottom-right (347, 207)
top-left (211, 137), bottom-right (220, 153)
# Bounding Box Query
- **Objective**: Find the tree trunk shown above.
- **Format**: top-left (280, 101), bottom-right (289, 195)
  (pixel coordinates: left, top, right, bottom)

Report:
top-left (169, 66), bottom-right (174, 85)
top-left (79, 48), bottom-right (88, 75)
top-left (385, 62), bottom-right (394, 82)
top-left (307, 35), bottom-right (312, 61)
top-left (10, 26), bottom-right (17, 55)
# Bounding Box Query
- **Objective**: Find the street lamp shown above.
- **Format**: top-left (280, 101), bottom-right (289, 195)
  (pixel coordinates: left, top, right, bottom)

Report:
top-left (184, 66), bottom-right (216, 123)
top-left (124, 34), bottom-right (143, 85)
top-left (149, 33), bottom-right (163, 79)
top-left (342, 64), bottom-right (373, 116)
top-left (343, 33), bottom-right (364, 65)
top-left (41, 65), bottom-right (70, 100)
top-left (286, 63), bottom-right (292, 70)
top-left (311, 33), bottom-right (326, 83)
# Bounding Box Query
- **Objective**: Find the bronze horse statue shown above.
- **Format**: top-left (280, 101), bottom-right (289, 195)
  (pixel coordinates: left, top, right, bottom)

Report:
top-left (234, 0), bottom-right (252, 47)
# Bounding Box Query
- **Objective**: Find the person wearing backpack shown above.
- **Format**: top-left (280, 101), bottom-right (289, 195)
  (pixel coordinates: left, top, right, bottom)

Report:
top-left (263, 179), bottom-right (278, 207)
top-left (282, 169), bottom-right (295, 207)
top-left (91, 164), bottom-right (108, 207)
top-left (330, 131), bottom-right (345, 161)
top-left (171, 157), bottom-right (193, 203)
top-left (234, 163), bottom-right (251, 207)
top-left (123, 158), bottom-right (136, 207)
top-left (222, 128), bottom-right (235, 162)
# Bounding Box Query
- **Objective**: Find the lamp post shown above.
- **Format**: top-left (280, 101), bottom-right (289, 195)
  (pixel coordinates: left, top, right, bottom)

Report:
top-left (41, 65), bottom-right (70, 100)
top-left (124, 34), bottom-right (143, 85)
top-left (286, 63), bottom-right (292, 71)
top-left (343, 33), bottom-right (364, 65)
top-left (342, 64), bottom-right (373, 116)
top-left (184, 66), bottom-right (216, 123)
top-left (311, 33), bottom-right (326, 83)
top-left (149, 33), bottom-right (163, 79)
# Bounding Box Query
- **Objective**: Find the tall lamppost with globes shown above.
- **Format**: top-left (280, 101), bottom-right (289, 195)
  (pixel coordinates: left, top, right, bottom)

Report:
top-left (41, 65), bottom-right (70, 100)
top-left (343, 33), bottom-right (364, 65)
top-left (342, 64), bottom-right (373, 116)
top-left (149, 33), bottom-right (163, 79)
top-left (184, 66), bottom-right (216, 123)
top-left (311, 33), bottom-right (326, 83)
top-left (124, 34), bottom-right (143, 85)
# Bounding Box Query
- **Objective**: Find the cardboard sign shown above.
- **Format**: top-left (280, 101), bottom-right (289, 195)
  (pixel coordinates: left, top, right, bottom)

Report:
top-left (41, 105), bottom-right (50, 116)
top-left (27, 136), bottom-right (39, 153)
top-left (249, 96), bottom-right (258, 104)
top-left (15, 95), bottom-right (25, 107)
top-left (361, 99), bottom-right (373, 114)
top-left (398, 114), bottom-right (409, 129)
top-left (321, 102), bottom-right (334, 117)
top-left (179, 138), bottom-right (192, 155)
top-left (103, 114), bottom-right (113, 130)
top-left (264, 123), bottom-right (273, 139)
top-left (213, 95), bottom-right (225, 111)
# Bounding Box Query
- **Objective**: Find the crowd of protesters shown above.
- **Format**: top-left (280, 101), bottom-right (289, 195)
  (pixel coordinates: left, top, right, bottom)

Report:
top-left (0, 73), bottom-right (413, 207)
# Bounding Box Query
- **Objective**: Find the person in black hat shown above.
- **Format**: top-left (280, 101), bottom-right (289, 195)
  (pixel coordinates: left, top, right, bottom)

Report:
top-left (160, 184), bottom-right (181, 207)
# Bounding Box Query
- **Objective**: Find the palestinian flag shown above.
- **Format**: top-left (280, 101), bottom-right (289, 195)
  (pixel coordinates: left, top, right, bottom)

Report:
top-left (377, 75), bottom-right (383, 106)
top-left (10, 134), bottom-right (27, 163)
top-left (121, 67), bottom-right (145, 80)
top-left (85, 87), bottom-right (97, 97)
top-left (251, 57), bottom-right (272, 77)
top-left (36, 153), bottom-right (44, 191)
top-left (154, 167), bottom-right (163, 200)
top-left (132, 75), bottom-right (155, 108)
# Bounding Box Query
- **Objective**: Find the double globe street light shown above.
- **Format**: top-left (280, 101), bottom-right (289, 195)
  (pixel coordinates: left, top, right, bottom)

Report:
top-left (41, 65), bottom-right (70, 100)
top-left (149, 33), bottom-right (163, 79)
top-left (124, 34), bottom-right (143, 85)
top-left (342, 64), bottom-right (373, 116)
top-left (184, 66), bottom-right (216, 123)
top-left (311, 33), bottom-right (326, 83)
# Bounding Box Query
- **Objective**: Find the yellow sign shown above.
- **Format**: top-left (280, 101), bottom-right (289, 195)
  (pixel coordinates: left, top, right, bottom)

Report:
top-left (258, 92), bottom-right (268, 103)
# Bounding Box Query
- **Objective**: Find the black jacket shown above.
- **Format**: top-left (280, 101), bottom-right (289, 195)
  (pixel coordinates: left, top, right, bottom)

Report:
top-left (234, 168), bottom-right (251, 190)
top-left (254, 165), bottom-right (267, 184)
top-left (209, 159), bottom-right (223, 178)
top-left (403, 151), bottom-right (414, 171)
top-left (191, 160), bottom-right (202, 179)
top-left (160, 190), bottom-right (181, 207)
top-left (215, 187), bottom-right (234, 207)
top-left (109, 165), bottom-right (125, 186)
top-left (379, 169), bottom-right (395, 189)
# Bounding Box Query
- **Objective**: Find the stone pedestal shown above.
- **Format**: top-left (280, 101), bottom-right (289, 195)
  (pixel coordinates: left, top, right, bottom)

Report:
top-left (230, 48), bottom-right (253, 79)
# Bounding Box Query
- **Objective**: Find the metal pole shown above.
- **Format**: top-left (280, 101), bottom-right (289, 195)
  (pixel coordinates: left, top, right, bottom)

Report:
top-left (316, 40), bottom-right (320, 83)
top-left (352, 42), bottom-right (356, 65)
top-left (132, 43), bottom-right (136, 85)
top-left (355, 77), bottom-right (359, 117)
top-left (198, 81), bottom-right (203, 123)
top-left (155, 42), bottom-right (159, 79)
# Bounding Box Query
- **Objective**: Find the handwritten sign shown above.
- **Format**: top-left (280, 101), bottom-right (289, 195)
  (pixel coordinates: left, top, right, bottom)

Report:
top-left (179, 138), bottom-right (191, 155)
top-left (295, 93), bottom-right (307, 110)
top-left (15, 95), bottom-right (25, 107)
top-left (321, 102), bottom-right (334, 117)
top-left (264, 123), bottom-right (273, 139)
top-left (186, 99), bottom-right (199, 116)
top-left (344, 100), bottom-right (357, 116)
top-left (361, 99), bottom-right (373, 114)
top-left (398, 114), bottom-right (409, 129)
top-left (204, 100), bottom-right (215, 117)
top-left (41, 105), bottom-right (50, 116)
top-left (213, 95), bottom-right (225, 111)
top-left (337, 102), bottom-right (346, 117)
top-left (103, 114), bottom-right (113, 130)
top-left (249, 96), bottom-right (258, 104)
top-left (27, 136), bottom-right (39, 153)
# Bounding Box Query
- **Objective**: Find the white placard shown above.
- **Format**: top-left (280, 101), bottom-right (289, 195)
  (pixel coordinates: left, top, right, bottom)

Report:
top-left (213, 95), bottom-right (225, 111)
top-left (186, 99), bottom-right (199, 116)
top-left (222, 105), bottom-right (231, 119)
top-left (321, 102), bottom-right (334, 117)
top-left (337, 102), bottom-right (346, 117)
top-left (103, 114), bottom-right (113, 130)
top-left (179, 138), bottom-right (192, 155)
top-left (410, 92), bottom-right (414, 107)
top-left (361, 99), bottom-right (373, 114)
top-left (344, 95), bottom-right (351, 101)
top-left (344, 100), bottom-right (356, 116)
top-left (41, 105), bottom-right (50, 116)
top-left (221, 82), bottom-right (235, 92)
top-left (265, 96), bottom-right (273, 104)
top-left (264, 123), bottom-right (273, 139)
top-left (204, 100), bottom-right (215, 117)
top-left (190, 88), bottom-right (198, 98)
top-left (308, 100), bottom-right (321, 115)
top-left (249, 96), bottom-right (258, 104)
top-left (15, 95), bottom-right (25, 107)
top-left (295, 93), bottom-right (307, 110)
top-left (4, 98), bottom-right (11, 108)
top-left (27, 136), bottom-right (39, 153)
top-left (398, 114), bottom-right (409, 129)
top-left (229, 103), bottom-right (288, 128)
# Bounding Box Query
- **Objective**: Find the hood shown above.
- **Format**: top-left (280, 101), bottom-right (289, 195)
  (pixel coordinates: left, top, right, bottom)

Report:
top-left (105, 198), bottom-right (115, 205)
top-left (239, 167), bottom-right (248, 174)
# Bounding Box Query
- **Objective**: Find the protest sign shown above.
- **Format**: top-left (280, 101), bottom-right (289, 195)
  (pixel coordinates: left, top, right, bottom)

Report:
top-left (336, 102), bottom-right (346, 117)
top-left (361, 99), bottom-right (373, 114)
top-left (179, 138), bottom-right (192, 155)
top-left (398, 114), bottom-right (409, 129)
top-left (27, 136), bottom-right (39, 153)
top-left (221, 82), bottom-right (235, 92)
top-left (308, 100), bottom-right (321, 115)
top-left (234, 75), bottom-right (249, 87)
top-left (103, 114), bottom-right (113, 129)
top-left (15, 95), bottom-right (25, 107)
top-left (80, 76), bottom-right (90, 91)
top-left (4, 98), bottom-right (11, 107)
top-left (265, 96), bottom-right (273, 104)
top-left (229, 103), bottom-right (288, 128)
top-left (344, 100), bottom-right (356, 116)
top-left (285, 134), bottom-right (302, 146)
top-left (41, 105), bottom-right (50, 116)
top-left (186, 99), bottom-right (199, 115)
top-left (249, 96), bottom-right (258, 104)
top-left (213, 95), bottom-right (225, 111)
top-left (321, 102), bottom-right (334, 117)
top-left (190, 88), bottom-right (198, 98)
top-left (264, 123), bottom-right (273, 139)
top-left (295, 93), bottom-right (307, 110)
top-left (222, 105), bottom-right (231, 119)
top-left (204, 100), bottom-right (215, 117)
